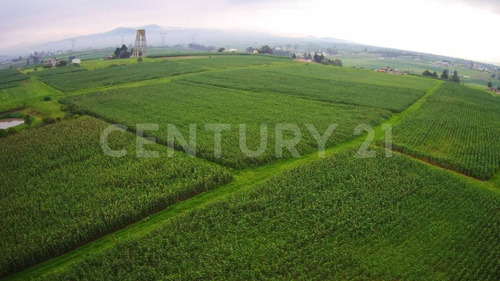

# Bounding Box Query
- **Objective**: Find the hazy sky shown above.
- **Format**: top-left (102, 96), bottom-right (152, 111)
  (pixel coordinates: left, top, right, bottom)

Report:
top-left (1, 0), bottom-right (499, 64)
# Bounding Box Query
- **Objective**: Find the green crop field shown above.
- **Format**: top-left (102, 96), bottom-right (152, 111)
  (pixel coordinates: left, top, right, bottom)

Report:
top-left (30, 64), bottom-right (86, 77)
top-left (391, 82), bottom-right (500, 179)
top-left (62, 80), bottom-right (390, 169)
top-left (175, 54), bottom-right (292, 69)
top-left (182, 67), bottom-right (431, 112)
top-left (34, 60), bottom-right (204, 92)
top-left (0, 117), bottom-right (231, 278)
top-left (1, 54), bottom-right (499, 280)
top-left (32, 55), bottom-right (290, 92)
top-left (0, 69), bottom-right (28, 90)
top-left (337, 54), bottom-right (500, 88)
top-left (0, 78), bottom-right (63, 112)
top-left (37, 148), bottom-right (500, 280)
top-left (265, 63), bottom-right (436, 90)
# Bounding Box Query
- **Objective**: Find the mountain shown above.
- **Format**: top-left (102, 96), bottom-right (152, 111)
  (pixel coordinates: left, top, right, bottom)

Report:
top-left (22, 25), bottom-right (357, 54)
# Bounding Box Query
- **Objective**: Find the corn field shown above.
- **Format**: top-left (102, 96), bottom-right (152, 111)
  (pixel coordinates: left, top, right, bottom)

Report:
top-left (0, 117), bottom-right (232, 278)
top-left (42, 148), bottom-right (500, 280)
top-left (391, 82), bottom-right (500, 179)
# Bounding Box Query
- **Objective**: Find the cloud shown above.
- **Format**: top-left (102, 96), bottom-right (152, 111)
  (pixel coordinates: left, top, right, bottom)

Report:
top-left (0, 0), bottom-right (498, 63)
top-left (437, 0), bottom-right (500, 14)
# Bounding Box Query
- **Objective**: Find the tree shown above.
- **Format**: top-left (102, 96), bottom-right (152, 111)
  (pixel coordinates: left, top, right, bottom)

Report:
top-left (432, 71), bottom-right (438, 78)
top-left (321, 58), bottom-right (343, 67)
top-left (313, 52), bottom-right (319, 62)
top-left (246, 47), bottom-right (255, 53)
top-left (441, 69), bottom-right (449, 79)
top-left (491, 74), bottom-right (496, 78)
top-left (56, 60), bottom-right (67, 67)
top-left (259, 45), bottom-right (273, 54)
top-left (42, 116), bottom-right (56, 125)
top-left (450, 70), bottom-right (460, 83)
top-left (113, 44), bottom-right (131, 59)
top-left (23, 115), bottom-right (32, 126)
top-left (422, 70), bottom-right (433, 77)
top-left (487, 81), bottom-right (493, 88)
top-left (217, 47), bottom-right (225, 53)
top-left (291, 53), bottom-right (296, 59)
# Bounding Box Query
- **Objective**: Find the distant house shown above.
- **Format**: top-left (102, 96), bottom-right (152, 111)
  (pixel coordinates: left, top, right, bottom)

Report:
top-left (253, 50), bottom-right (259, 54)
top-left (376, 68), bottom-right (405, 75)
top-left (71, 59), bottom-right (81, 65)
top-left (44, 58), bottom-right (58, 68)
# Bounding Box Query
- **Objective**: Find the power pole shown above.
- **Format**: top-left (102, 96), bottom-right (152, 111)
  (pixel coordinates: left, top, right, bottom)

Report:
top-left (70, 39), bottom-right (76, 51)
top-left (121, 35), bottom-right (124, 46)
top-left (191, 33), bottom-right (197, 44)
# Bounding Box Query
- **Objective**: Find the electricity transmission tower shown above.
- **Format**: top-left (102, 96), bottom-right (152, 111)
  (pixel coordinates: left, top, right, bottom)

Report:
top-left (70, 39), bottom-right (76, 51)
top-left (160, 32), bottom-right (167, 47)
top-left (191, 33), bottom-right (197, 44)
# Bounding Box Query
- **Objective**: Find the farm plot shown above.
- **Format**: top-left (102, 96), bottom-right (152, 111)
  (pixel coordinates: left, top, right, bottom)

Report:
top-left (0, 69), bottom-right (28, 90)
top-left (176, 54), bottom-right (292, 69)
top-left (182, 67), bottom-right (432, 112)
top-left (30, 64), bottom-right (86, 77)
top-left (34, 55), bottom-right (290, 92)
top-left (267, 63), bottom-right (436, 91)
top-left (63, 81), bottom-right (390, 169)
top-left (42, 148), bottom-right (500, 280)
top-left (35, 60), bottom-right (204, 92)
top-left (391, 82), bottom-right (500, 179)
top-left (0, 117), bottom-right (231, 278)
top-left (0, 78), bottom-right (62, 112)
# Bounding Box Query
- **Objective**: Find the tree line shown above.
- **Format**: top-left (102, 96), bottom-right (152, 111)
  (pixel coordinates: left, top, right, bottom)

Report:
top-left (296, 52), bottom-right (342, 67)
top-left (423, 69), bottom-right (460, 83)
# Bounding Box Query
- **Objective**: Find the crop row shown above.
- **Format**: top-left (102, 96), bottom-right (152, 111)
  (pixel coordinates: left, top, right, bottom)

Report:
top-left (0, 117), bottom-right (232, 278)
top-left (42, 148), bottom-right (500, 280)
top-left (390, 82), bottom-right (500, 179)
